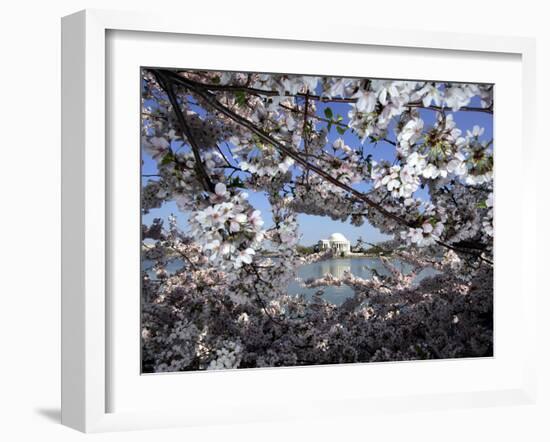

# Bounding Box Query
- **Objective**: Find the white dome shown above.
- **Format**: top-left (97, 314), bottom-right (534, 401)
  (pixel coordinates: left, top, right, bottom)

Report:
top-left (328, 232), bottom-right (348, 242)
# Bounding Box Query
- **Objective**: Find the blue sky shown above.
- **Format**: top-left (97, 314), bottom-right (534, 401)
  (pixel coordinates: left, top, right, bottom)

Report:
top-left (142, 86), bottom-right (493, 246)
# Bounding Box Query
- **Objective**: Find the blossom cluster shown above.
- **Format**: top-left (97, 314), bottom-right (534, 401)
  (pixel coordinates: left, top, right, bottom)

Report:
top-left (189, 183), bottom-right (265, 270)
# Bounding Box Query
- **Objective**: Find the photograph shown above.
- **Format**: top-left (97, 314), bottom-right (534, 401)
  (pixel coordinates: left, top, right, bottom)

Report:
top-left (140, 68), bottom-right (494, 373)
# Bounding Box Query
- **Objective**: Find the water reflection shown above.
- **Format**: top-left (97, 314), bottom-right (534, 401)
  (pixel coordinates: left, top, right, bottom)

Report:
top-left (288, 257), bottom-right (438, 306)
top-left (316, 259), bottom-right (352, 279)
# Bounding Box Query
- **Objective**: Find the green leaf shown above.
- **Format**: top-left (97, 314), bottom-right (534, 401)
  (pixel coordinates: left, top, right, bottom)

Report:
top-left (324, 107), bottom-right (333, 119)
top-left (160, 152), bottom-right (174, 165)
top-left (477, 201), bottom-right (488, 209)
top-left (336, 114), bottom-right (343, 121)
top-left (231, 176), bottom-right (245, 188)
top-left (336, 126), bottom-right (346, 135)
top-left (212, 76), bottom-right (221, 84)
top-left (235, 91), bottom-right (246, 107)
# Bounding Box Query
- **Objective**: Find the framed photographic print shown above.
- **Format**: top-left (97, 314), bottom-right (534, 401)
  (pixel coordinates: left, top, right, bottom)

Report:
top-left (139, 66), bottom-right (495, 374)
top-left (61, 9), bottom-right (537, 432)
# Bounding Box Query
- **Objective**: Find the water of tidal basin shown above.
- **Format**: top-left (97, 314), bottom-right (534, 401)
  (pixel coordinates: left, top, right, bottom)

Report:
top-left (288, 257), bottom-right (439, 306)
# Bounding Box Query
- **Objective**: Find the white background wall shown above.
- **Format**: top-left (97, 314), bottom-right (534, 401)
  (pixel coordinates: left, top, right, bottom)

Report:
top-left (0, 1), bottom-right (548, 440)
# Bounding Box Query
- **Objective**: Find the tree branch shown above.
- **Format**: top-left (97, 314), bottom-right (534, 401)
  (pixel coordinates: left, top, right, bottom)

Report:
top-left (152, 70), bottom-right (215, 193)
top-left (302, 93), bottom-right (311, 185)
top-left (405, 102), bottom-right (493, 114)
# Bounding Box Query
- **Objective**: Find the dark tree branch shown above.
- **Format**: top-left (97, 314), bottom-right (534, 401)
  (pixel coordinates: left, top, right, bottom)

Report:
top-left (302, 93), bottom-right (311, 185)
top-left (380, 137), bottom-right (397, 147)
top-left (435, 240), bottom-right (493, 266)
top-left (152, 71), bottom-right (215, 193)
top-left (405, 102), bottom-right (493, 114)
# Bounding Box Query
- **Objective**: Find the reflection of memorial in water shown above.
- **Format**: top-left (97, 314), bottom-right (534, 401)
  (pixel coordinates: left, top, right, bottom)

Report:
top-left (317, 259), bottom-right (352, 279)
top-left (290, 257), bottom-right (439, 306)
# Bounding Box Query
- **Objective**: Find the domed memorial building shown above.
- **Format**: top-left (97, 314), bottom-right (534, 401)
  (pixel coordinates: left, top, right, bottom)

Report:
top-left (317, 233), bottom-right (351, 255)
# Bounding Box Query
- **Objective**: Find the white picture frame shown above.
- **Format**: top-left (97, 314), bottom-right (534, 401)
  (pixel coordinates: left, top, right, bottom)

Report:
top-left (61, 9), bottom-right (537, 433)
